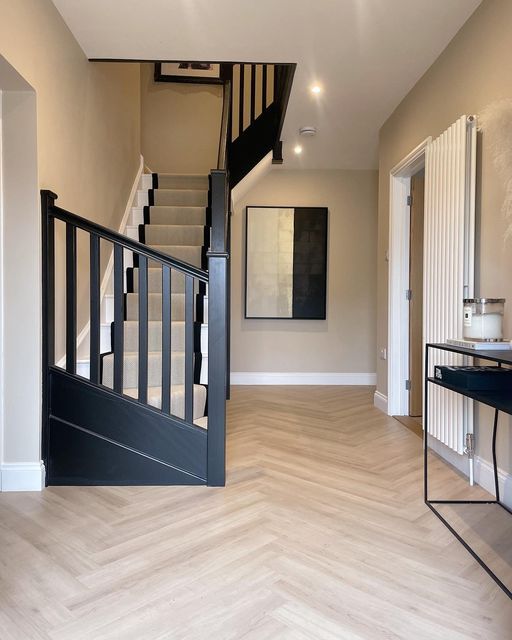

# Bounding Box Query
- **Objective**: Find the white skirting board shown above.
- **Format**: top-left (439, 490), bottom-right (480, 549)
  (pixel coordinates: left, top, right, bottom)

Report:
top-left (0, 461), bottom-right (45, 492)
top-left (427, 437), bottom-right (512, 510)
top-left (231, 372), bottom-right (376, 385)
top-left (373, 391), bottom-right (388, 413)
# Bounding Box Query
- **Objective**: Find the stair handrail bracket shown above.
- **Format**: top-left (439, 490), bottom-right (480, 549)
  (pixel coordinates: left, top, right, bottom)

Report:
top-left (40, 189), bottom-right (227, 487)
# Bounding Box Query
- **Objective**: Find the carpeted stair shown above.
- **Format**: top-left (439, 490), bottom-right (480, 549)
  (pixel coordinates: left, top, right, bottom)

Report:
top-left (102, 174), bottom-right (209, 429)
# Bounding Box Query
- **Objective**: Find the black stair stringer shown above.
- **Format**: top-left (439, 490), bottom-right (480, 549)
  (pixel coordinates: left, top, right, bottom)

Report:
top-left (46, 367), bottom-right (207, 485)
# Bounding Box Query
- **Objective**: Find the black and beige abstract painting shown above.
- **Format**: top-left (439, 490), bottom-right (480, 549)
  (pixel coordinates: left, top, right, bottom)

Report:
top-left (245, 206), bottom-right (327, 319)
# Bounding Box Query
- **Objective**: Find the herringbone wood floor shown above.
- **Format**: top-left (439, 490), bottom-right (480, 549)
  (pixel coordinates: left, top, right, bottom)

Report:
top-left (0, 386), bottom-right (511, 639)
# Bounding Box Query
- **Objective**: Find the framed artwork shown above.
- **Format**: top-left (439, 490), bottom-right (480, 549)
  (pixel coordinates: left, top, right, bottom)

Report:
top-left (154, 62), bottom-right (222, 84)
top-left (245, 206), bottom-right (328, 319)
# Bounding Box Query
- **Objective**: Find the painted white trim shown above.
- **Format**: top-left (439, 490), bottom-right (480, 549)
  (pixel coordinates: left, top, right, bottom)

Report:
top-left (387, 137), bottom-right (431, 416)
top-left (0, 461), bottom-right (45, 492)
top-left (373, 390), bottom-right (388, 413)
top-left (428, 437), bottom-right (512, 509)
top-left (100, 154), bottom-right (144, 302)
top-left (231, 372), bottom-right (376, 385)
top-left (56, 155), bottom-right (144, 367)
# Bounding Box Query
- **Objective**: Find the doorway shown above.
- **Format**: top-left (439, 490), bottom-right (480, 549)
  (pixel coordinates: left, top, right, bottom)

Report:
top-left (387, 137), bottom-right (431, 417)
top-left (408, 171), bottom-right (424, 418)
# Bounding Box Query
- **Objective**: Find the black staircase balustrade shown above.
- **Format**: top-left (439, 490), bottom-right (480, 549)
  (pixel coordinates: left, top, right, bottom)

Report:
top-left (41, 189), bottom-right (227, 486)
top-left (220, 62), bottom-right (296, 187)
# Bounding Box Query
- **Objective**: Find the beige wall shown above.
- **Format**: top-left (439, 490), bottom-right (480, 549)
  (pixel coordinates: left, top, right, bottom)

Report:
top-left (0, 0), bottom-right (140, 229)
top-left (0, 0), bottom-right (141, 355)
top-left (377, 0), bottom-right (512, 467)
top-left (0, 0), bottom-right (140, 471)
top-left (231, 169), bottom-right (378, 374)
top-left (140, 63), bottom-right (222, 174)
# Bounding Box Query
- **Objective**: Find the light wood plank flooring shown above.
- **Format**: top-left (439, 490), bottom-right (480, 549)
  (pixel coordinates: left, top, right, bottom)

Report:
top-left (0, 386), bottom-right (511, 639)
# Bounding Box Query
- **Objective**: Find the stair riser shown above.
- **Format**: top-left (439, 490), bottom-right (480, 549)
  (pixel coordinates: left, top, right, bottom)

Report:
top-left (126, 294), bottom-right (208, 322)
top-left (102, 352), bottom-right (199, 388)
top-left (130, 268), bottom-right (207, 295)
top-left (154, 190), bottom-right (208, 207)
top-left (144, 225), bottom-right (207, 247)
top-left (156, 175), bottom-right (209, 190)
top-left (146, 245), bottom-right (203, 269)
top-left (148, 207), bottom-right (207, 226)
top-left (126, 293), bottom-right (185, 321)
top-left (123, 321), bottom-right (187, 352)
top-left (111, 320), bottom-right (208, 354)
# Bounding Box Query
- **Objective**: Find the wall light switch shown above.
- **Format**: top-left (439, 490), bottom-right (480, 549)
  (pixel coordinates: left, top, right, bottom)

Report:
top-left (379, 348), bottom-right (387, 360)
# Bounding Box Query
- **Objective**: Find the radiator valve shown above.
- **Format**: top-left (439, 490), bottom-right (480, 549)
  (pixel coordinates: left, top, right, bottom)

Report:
top-left (464, 433), bottom-right (475, 459)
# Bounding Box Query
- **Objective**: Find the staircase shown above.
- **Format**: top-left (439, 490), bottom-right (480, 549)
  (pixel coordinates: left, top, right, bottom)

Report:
top-left (41, 60), bottom-right (295, 488)
top-left (102, 173), bottom-right (210, 428)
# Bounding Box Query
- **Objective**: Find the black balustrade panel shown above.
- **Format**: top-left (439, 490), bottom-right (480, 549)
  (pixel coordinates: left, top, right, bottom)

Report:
top-left (40, 159), bottom-right (227, 486)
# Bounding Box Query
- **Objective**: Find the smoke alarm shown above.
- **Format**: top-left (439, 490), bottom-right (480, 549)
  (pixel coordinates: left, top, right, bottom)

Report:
top-left (299, 126), bottom-right (317, 137)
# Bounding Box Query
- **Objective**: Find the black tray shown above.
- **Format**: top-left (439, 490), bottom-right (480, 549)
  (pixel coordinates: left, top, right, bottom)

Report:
top-left (434, 365), bottom-right (512, 391)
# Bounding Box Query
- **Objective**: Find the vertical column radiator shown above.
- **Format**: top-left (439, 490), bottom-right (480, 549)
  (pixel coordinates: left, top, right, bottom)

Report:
top-left (424, 115), bottom-right (477, 455)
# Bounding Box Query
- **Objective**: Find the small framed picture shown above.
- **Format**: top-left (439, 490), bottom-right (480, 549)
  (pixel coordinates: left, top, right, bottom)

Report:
top-left (154, 62), bottom-right (222, 84)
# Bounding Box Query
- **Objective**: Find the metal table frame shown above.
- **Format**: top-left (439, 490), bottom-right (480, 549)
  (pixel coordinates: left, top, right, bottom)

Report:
top-left (424, 342), bottom-right (512, 599)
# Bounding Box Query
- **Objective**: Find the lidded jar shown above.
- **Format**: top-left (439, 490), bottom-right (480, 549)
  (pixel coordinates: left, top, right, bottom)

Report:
top-left (463, 298), bottom-right (505, 341)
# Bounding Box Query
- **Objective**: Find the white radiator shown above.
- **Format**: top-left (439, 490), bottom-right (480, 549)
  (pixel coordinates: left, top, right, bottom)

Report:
top-left (424, 115), bottom-right (477, 454)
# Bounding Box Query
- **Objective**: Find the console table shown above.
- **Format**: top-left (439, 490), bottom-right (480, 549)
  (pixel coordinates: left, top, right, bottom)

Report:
top-left (424, 342), bottom-right (512, 599)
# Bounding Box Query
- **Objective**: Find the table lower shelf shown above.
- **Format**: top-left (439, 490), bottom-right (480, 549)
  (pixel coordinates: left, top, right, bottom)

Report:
top-left (427, 377), bottom-right (512, 414)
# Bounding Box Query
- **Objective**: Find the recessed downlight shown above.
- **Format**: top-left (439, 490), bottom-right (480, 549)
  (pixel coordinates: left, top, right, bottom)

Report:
top-left (310, 84), bottom-right (322, 95)
top-left (294, 145), bottom-right (303, 155)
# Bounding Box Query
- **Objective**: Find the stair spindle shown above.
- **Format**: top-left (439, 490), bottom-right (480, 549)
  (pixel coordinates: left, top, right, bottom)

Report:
top-left (250, 64), bottom-right (256, 124)
top-left (65, 223), bottom-right (77, 374)
top-left (161, 265), bottom-right (172, 413)
top-left (238, 64), bottom-right (245, 137)
top-left (185, 275), bottom-right (194, 423)
top-left (138, 254), bottom-right (149, 404)
top-left (89, 233), bottom-right (101, 383)
top-left (113, 243), bottom-right (124, 393)
top-left (262, 65), bottom-right (267, 111)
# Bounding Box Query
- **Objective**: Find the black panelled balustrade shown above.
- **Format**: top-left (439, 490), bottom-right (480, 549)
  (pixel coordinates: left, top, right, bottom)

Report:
top-left (41, 189), bottom-right (227, 486)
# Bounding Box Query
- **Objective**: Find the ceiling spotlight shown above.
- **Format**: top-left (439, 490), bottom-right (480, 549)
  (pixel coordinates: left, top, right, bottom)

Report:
top-left (294, 145), bottom-right (303, 155)
top-left (311, 85), bottom-right (322, 94)
top-left (299, 126), bottom-right (317, 137)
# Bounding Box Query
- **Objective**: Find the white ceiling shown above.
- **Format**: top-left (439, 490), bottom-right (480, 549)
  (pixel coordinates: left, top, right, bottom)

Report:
top-left (52, 0), bottom-right (481, 169)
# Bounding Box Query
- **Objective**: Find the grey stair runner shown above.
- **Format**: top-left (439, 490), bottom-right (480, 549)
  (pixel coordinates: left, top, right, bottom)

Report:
top-left (103, 174), bottom-right (209, 428)
top-left (147, 206), bottom-right (206, 226)
top-left (154, 189), bottom-right (208, 207)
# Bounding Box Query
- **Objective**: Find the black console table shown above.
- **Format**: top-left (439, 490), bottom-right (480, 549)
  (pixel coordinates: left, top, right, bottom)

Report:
top-left (424, 342), bottom-right (512, 599)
